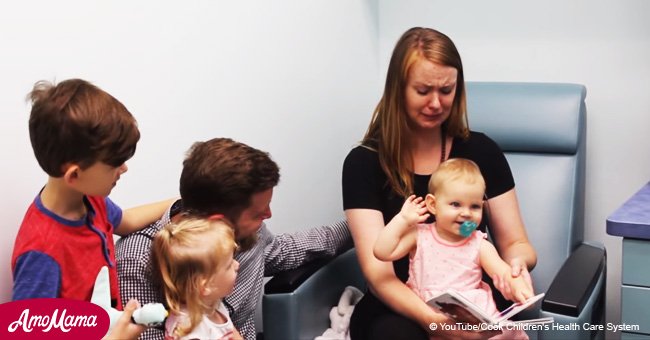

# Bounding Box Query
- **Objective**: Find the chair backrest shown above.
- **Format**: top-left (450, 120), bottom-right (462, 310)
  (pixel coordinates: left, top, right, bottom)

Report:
top-left (466, 82), bottom-right (587, 303)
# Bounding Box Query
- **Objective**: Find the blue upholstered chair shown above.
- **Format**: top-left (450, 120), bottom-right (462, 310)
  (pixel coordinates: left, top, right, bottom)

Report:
top-left (263, 82), bottom-right (606, 340)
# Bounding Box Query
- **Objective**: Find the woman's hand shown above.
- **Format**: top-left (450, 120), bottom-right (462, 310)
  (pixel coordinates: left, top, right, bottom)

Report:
top-left (485, 188), bottom-right (537, 303)
top-left (510, 257), bottom-right (533, 287)
top-left (492, 258), bottom-right (534, 303)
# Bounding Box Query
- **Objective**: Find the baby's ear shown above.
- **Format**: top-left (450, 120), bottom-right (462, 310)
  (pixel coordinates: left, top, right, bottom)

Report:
top-left (425, 194), bottom-right (436, 214)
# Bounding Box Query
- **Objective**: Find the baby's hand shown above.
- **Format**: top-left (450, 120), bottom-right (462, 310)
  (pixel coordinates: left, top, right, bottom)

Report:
top-left (494, 271), bottom-right (533, 304)
top-left (492, 258), bottom-right (534, 304)
top-left (508, 275), bottom-right (534, 304)
top-left (398, 195), bottom-right (429, 226)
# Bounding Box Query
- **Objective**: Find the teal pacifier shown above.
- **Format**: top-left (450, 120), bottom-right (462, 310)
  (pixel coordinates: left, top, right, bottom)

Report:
top-left (459, 221), bottom-right (478, 238)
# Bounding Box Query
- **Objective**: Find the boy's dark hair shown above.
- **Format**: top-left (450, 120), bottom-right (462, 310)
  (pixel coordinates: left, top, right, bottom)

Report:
top-left (179, 138), bottom-right (280, 223)
top-left (27, 79), bottom-right (140, 177)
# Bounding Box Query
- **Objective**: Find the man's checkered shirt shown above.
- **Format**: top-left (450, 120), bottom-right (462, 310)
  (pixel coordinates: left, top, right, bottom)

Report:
top-left (115, 200), bottom-right (351, 340)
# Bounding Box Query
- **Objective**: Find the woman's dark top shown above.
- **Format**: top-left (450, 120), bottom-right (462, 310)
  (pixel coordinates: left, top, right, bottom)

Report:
top-left (342, 131), bottom-right (514, 339)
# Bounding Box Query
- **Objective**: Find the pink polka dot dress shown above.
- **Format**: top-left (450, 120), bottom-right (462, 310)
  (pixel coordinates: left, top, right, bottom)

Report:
top-left (407, 223), bottom-right (528, 339)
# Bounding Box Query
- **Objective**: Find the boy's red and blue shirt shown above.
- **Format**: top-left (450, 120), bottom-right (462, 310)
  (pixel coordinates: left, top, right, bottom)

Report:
top-left (11, 194), bottom-right (123, 309)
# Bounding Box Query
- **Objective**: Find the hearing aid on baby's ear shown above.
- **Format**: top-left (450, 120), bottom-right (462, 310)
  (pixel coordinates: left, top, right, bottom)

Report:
top-left (459, 221), bottom-right (478, 238)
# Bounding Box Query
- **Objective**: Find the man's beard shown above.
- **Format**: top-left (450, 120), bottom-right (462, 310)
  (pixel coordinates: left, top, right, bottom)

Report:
top-left (237, 233), bottom-right (258, 252)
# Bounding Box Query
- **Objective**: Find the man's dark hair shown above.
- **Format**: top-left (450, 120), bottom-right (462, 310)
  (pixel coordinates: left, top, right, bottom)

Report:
top-left (179, 137), bottom-right (280, 223)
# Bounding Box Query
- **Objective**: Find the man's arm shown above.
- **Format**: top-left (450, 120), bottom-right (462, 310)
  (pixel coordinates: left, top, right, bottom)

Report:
top-left (262, 219), bottom-right (351, 276)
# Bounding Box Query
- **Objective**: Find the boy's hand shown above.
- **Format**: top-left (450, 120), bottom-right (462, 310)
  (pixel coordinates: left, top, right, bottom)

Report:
top-left (102, 299), bottom-right (146, 340)
top-left (398, 195), bottom-right (429, 226)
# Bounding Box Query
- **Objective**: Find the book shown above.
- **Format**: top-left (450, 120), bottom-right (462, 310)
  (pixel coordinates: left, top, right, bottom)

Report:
top-left (426, 289), bottom-right (553, 325)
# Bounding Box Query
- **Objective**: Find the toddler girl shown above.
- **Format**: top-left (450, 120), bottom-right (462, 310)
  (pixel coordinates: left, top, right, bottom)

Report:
top-left (152, 217), bottom-right (241, 340)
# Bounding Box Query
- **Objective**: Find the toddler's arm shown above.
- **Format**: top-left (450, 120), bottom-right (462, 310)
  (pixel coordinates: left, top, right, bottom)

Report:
top-left (116, 198), bottom-right (177, 236)
top-left (373, 195), bottom-right (428, 261)
top-left (479, 239), bottom-right (533, 304)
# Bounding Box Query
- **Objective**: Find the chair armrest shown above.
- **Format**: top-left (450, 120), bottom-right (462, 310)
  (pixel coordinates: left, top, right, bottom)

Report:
top-left (263, 249), bottom-right (365, 340)
top-left (264, 258), bottom-right (331, 294)
top-left (542, 242), bottom-right (606, 316)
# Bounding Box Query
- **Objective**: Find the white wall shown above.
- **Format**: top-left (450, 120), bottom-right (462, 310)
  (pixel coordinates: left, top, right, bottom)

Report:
top-left (0, 0), bottom-right (380, 303)
top-left (378, 0), bottom-right (650, 334)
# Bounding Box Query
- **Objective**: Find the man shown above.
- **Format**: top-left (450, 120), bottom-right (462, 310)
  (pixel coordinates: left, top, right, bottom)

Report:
top-left (116, 137), bottom-right (350, 340)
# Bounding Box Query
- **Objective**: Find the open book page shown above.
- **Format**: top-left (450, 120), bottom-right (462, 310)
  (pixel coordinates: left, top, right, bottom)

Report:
top-left (426, 289), bottom-right (551, 325)
top-left (426, 290), bottom-right (495, 324)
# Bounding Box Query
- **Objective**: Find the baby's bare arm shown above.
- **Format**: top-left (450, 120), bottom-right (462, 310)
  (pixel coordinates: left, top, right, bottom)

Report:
top-left (479, 239), bottom-right (533, 303)
top-left (507, 274), bottom-right (533, 303)
top-left (373, 195), bottom-right (428, 261)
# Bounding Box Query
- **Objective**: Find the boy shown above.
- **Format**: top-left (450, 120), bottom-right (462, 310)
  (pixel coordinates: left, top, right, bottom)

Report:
top-left (12, 79), bottom-right (172, 310)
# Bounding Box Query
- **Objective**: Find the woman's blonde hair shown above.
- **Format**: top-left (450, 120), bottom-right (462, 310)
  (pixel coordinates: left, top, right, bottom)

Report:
top-left (428, 158), bottom-right (485, 195)
top-left (363, 27), bottom-right (469, 198)
top-left (151, 217), bottom-right (238, 338)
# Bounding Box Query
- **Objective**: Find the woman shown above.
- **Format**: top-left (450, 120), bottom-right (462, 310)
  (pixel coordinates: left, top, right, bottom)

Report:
top-left (342, 27), bottom-right (537, 339)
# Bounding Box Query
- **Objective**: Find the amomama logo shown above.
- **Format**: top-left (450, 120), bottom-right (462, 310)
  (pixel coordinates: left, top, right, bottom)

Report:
top-left (0, 298), bottom-right (110, 339)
